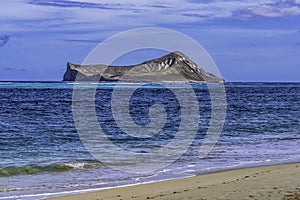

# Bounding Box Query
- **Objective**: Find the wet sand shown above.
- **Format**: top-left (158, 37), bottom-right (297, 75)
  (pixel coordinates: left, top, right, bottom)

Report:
top-left (47, 163), bottom-right (300, 200)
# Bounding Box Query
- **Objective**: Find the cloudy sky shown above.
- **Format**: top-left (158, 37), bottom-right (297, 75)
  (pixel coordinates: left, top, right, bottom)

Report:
top-left (0, 0), bottom-right (299, 81)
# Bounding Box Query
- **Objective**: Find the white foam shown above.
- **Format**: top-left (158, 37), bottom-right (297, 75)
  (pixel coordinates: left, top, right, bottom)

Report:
top-left (35, 176), bottom-right (193, 200)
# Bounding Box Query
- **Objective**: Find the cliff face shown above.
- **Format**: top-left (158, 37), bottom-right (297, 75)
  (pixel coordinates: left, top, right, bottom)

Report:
top-left (63, 51), bottom-right (223, 82)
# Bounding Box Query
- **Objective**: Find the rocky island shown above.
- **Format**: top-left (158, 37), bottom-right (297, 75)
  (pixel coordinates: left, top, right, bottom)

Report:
top-left (63, 51), bottom-right (223, 82)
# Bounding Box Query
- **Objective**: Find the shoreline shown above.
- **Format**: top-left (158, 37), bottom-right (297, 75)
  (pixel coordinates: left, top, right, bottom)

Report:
top-left (47, 162), bottom-right (300, 200)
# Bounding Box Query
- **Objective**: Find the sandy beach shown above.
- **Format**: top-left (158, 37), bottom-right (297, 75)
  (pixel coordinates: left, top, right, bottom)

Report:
top-left (47, 163), bottom-right (300, 200)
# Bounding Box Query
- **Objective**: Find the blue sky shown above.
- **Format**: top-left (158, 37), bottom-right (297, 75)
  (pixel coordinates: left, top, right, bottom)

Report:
top-left (0, 0), bottom-right (299, 81)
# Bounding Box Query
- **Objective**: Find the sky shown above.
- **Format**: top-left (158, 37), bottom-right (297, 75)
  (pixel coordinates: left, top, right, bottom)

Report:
top-left (0, 0), bottom-right (299, 82)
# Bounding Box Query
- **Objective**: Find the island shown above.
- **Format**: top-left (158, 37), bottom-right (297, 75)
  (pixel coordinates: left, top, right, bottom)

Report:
top-left (63, 51), bottom-right (223, 82)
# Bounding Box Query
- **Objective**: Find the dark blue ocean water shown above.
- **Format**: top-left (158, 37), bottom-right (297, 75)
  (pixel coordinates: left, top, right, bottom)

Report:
top-left (0, 82), bottom-right (299, 199)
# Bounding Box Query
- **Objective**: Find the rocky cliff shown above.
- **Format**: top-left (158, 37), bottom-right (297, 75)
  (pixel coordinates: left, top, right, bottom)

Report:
top-left (63, 51), bottom-right (223, 82)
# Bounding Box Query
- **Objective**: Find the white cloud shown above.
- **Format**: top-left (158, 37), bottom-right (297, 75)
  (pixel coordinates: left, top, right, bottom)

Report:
top-left (0, 0), bottom-right (61, 20)
top-left (233, 0), bottom-right (300, 19)
top-left (1, 0), bottom-right (299, 34)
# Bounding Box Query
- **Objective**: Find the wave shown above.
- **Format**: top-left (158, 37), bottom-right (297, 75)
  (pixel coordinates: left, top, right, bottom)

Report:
top-left (0, 162), bottom-right (102, 177)
top-left (0, 82), bottom-right (13, 84)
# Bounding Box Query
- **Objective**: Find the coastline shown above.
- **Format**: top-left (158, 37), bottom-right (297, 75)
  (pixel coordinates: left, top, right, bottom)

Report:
top-left (47, 162), bottom-right (300, 200)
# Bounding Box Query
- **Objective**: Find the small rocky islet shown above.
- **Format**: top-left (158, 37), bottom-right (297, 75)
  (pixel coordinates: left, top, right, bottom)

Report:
top-left (63, 51), bottom-right (223, 82)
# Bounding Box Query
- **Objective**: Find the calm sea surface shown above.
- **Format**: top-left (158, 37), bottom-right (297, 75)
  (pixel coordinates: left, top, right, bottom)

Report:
top-left (0, 82), bottom-right (299, 199)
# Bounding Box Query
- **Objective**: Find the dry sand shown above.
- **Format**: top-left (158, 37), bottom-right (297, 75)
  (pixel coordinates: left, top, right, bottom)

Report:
top-left (47, 163), bottom-right (300, 200)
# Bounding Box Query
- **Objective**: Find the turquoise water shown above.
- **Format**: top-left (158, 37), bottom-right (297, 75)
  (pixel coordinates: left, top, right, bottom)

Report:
top-left (0, 82), bottom-right (300, 199)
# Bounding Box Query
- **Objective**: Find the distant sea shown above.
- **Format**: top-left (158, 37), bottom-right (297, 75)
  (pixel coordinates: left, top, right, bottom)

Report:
top-left (0, 82), bottom-right (299, 200)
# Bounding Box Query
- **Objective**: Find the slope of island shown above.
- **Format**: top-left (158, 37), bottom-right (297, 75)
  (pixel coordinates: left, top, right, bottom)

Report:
top-left (63, 51), bottom-right (223, 82)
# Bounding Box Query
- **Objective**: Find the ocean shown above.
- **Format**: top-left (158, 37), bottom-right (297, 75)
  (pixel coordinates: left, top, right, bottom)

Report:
top-left (0, 82), bottom-right (299, 200)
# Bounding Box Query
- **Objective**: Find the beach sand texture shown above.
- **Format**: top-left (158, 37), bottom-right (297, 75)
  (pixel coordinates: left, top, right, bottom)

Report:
top-left (47, 163), bottom-right (300, 200)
